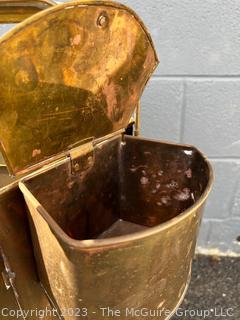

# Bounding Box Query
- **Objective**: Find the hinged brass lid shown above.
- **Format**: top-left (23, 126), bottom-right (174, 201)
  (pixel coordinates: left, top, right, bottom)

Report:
top-left (0, 0), bottom-right (158, 176)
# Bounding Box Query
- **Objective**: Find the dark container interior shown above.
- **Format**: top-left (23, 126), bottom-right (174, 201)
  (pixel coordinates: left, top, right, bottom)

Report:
top-left (23, 135), bottom-right (210, 241)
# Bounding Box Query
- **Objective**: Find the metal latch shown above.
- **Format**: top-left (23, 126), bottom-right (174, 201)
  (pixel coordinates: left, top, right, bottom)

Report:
top-left (2, 270), bottom-right (15, 290)
top-left (69, 140), bottom-right (94, 174)
top-left (0, 246), bottom-right (16, 292)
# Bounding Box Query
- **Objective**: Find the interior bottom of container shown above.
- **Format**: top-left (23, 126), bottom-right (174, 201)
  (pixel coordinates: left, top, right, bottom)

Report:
top-left (23, 135), bottom-right (210, 241)
top-left (97, 219), bottom-right (148, 239)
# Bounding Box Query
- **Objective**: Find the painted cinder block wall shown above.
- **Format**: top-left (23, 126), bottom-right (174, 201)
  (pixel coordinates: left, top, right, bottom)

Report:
top-left (120, 0), bottom-right (240, 254)
top-left (1, 0), bottom-right (240, 253)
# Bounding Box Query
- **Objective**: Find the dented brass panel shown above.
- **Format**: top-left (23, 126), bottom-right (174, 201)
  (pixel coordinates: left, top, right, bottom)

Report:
top-left (0, 0), bottom-right (158, 175)
top-left (0, 184), bottom-right (58, 319)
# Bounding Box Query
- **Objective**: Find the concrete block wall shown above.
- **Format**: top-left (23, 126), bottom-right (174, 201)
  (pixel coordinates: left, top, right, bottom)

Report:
top-left (1, 1), bottom-right (240, 253)
top-left (120, 0), bottom-right (240, 254)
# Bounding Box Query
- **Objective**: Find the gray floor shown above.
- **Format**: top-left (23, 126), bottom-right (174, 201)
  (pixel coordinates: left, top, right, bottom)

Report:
top-left (172, 255), bottom-right (240, 320)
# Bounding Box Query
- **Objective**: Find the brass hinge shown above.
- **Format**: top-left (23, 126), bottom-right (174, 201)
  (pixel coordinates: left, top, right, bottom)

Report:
top-left (69, 140), bottom-right (94, 175)
top-left (68, 130), bottom-right (124, 174)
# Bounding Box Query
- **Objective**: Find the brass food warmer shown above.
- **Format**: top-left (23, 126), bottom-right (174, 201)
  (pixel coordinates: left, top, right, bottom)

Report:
top-left (0, 1), bottom-right (213, 319)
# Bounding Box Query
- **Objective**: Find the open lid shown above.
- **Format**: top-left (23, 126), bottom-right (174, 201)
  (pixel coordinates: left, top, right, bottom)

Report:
top-left (0, 0), bottom-right (158, 176)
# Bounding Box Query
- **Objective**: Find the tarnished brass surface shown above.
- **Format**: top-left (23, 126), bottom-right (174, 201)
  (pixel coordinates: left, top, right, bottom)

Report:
top-left (0, 152), bottom-right (5, 165)
top-left (0, 0), bottom-right (158, 176)
top-left (20, 136), bottom-right (213, 320)
top-left (0, 184), bottom-right (59, 319)
top-left (0, 0), bottom-right (56, 23)
top-left (0, 257), bottom-right (20, 318)
top-left (0, 1), bottom-right (213, 319)
top-left (0, 167), bottom-right (15, 188)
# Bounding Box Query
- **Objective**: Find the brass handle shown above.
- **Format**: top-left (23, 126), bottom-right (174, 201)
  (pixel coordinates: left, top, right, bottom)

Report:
top-left (134, 101), bottom-right (141, 136)
top-left (0, 0), bottom-right (56, 23)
